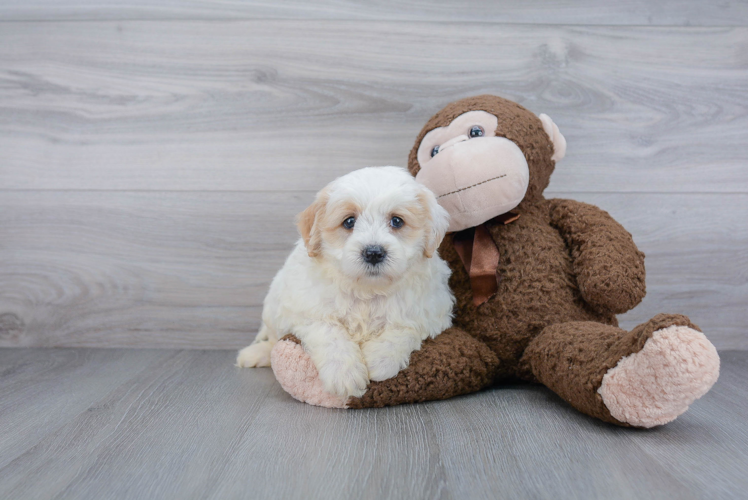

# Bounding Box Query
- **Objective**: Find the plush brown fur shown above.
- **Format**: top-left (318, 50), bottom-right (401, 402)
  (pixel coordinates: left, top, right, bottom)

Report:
top-left (522, 313), bottom-right (700, 425)
top-left (278, 95), bottom-right (710, 427)
top-left (349, 95), bottom-right (691, 425)
top-left (347, 328), bottom-right (499, 408)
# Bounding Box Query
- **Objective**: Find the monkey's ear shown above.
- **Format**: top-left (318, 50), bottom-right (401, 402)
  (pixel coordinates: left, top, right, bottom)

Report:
top-left (296, 190), bottom-right (328, 258)
top-left (418, 188), bottom-right (450, 258)
top-left (538, 113), bottom-right (567, 162)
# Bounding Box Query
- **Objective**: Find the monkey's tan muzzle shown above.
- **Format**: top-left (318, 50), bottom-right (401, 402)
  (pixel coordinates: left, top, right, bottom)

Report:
top-left (416, 136), bottom-right (529, 233)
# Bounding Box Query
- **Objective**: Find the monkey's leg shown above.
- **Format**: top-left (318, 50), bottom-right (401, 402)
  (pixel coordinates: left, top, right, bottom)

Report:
top-left (269, 328), bottom-right (499, 409)
top-left (521, 314), bottom-right (720, 427)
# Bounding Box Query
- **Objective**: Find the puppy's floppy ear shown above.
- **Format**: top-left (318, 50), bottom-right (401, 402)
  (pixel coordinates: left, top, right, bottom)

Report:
top-left (297, 189), bottom-right (328, 258)
top-left (418, 187), bottom-right (450, 258)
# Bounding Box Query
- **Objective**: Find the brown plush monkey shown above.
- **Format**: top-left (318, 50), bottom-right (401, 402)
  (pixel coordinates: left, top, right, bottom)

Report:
top-left (269, 95), bottom-right (720, 428)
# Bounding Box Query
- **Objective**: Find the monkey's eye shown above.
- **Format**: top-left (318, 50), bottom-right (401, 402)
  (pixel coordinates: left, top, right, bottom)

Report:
top-left (469, 125), bottom-right (485, 138)
top-left (342, 217), bottom-right (356, 229)
top-left (390, 216), bottom-right (404, 229)
top-left (430, 145), bottom-right (440, 157)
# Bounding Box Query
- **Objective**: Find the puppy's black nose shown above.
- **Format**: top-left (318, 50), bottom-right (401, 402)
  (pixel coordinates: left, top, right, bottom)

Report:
top-left (362, 245), bottom-right (387, 265)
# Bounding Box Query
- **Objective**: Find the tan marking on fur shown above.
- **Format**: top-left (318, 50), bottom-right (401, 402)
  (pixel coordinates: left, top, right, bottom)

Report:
top-left (296, 188), bottom-right (329, 257)
top-left (414, 191), bottom-right (439, 258)
top-left (319, 199), bottom-right (361, 251)
top-left (386, 197), bottom-right (430, 255)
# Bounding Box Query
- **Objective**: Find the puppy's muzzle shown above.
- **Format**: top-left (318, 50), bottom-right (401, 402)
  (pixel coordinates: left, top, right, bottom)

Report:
top-left (362, 245), bottom-right (387, 265)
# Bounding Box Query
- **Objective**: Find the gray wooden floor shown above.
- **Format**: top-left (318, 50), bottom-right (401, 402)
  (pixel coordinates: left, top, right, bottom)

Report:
top-left (0, 348), bottom-right (746, 500)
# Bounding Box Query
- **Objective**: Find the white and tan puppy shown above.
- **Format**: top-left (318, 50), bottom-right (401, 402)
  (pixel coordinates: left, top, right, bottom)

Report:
top-left (236, 166), bottom-right (454, 399)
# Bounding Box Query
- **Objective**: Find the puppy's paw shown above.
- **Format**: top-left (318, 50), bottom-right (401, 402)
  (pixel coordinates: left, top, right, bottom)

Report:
top-left (363, 341), bottom-right (408, 382)
top-left (366, 356), bottom-right (401, 382)
top-left (317, 355), bottom-right (369, 399)
top-left (236, 342), bottom-right (273, 368)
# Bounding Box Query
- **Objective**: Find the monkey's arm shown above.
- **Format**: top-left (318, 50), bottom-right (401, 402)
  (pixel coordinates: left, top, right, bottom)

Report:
top-left (548, 198), bottom-right (646, 314)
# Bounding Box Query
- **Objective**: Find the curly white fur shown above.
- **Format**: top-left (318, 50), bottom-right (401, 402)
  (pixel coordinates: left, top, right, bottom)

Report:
top-left (237, 167), bottom-right (454, 399)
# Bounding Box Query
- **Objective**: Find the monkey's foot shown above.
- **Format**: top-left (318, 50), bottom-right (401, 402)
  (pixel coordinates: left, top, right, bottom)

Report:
top-left (598, 325), bottom-right (720, 428)
top-left (270, 335), bottom-right (348, 409)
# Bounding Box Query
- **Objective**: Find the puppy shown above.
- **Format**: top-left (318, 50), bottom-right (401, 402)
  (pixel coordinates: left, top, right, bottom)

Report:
top-left (236, 166), bottom-right (454, 399)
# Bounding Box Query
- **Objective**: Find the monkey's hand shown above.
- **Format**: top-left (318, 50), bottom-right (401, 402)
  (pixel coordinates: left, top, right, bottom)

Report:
top-left (548, 198), bottom-right (646, 315)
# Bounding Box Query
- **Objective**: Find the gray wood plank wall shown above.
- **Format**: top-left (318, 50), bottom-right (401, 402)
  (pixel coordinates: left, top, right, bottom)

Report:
top-left (1, 0), bottom-right (747, 25)
top-left (1, 3), bottom-right (746, 350)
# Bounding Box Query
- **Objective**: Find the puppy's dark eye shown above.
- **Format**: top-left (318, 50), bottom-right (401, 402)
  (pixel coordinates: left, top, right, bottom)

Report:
top-left (390, 216), bottom-right (404, 229)
top-left (469, 125), bottom-right (484, 138)
top-left (430, 145), bottom-right (440, 157)
top-left (343, 217), bottom-right (356, 229)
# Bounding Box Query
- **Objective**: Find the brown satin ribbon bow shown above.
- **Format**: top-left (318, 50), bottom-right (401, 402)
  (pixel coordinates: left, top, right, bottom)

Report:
top-left (452, 212), bottom-right (520, 307)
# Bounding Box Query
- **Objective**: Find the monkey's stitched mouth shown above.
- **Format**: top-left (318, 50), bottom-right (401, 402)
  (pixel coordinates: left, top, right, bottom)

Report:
top-left (437, 174), bottom-right (506, 199)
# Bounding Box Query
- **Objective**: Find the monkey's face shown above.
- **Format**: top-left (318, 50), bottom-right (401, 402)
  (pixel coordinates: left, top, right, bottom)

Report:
top-left (414, 110), bottom-right (530, 232)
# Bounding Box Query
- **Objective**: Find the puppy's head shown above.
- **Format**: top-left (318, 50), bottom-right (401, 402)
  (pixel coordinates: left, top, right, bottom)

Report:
top-left (297, 166), bottom-right (449, 286)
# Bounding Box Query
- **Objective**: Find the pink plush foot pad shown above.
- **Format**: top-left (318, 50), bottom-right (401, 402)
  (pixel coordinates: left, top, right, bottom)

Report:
top-left (270, 338), bottom-right (348, 409)
top-left (599, 325), bottom-right (720, 428)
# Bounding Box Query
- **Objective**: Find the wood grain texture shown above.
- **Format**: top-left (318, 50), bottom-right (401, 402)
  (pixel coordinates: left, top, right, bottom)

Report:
top-left (0, 348), bottom-right (172, 470)
top-left (1, 11), bottom-right (745, 350)
top-left (1, 22), bottom-right (747, 193)
top-left (1, 191), bottom-right (745, 349)
top-left (0, 7), bottom-right (744, 497)
top-left (1, 0), bottom-right (747, 25)
top-left (0, 348), bottom-right (746, 500)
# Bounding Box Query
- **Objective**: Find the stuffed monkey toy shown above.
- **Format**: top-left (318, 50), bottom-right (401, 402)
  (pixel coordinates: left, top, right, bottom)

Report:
top-left (269, 95), bottom-right (720, 428)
